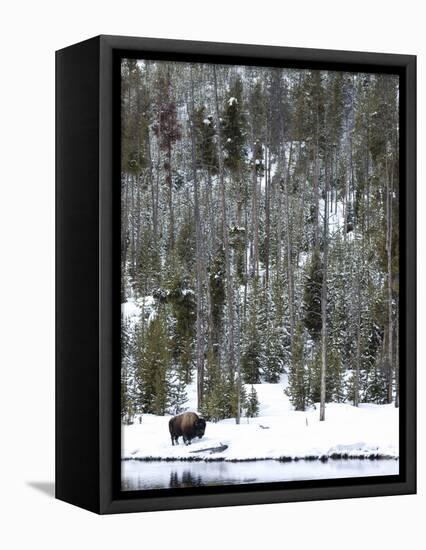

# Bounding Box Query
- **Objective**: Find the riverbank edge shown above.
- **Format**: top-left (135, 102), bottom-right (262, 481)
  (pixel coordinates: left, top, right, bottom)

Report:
top-left (122, 454), bottom-right (399, 463)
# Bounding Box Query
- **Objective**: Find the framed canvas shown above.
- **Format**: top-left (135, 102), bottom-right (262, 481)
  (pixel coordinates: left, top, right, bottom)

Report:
top-left (56, 35), bottom-right (416, 514)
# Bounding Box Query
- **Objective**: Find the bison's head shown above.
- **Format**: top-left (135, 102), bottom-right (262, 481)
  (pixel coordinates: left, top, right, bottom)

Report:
top-left (195, 417), bottom-right (206, 439)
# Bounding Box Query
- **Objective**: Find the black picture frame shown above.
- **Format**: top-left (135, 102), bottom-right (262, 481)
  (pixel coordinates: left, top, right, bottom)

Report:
top-left (56, 35), bottom-right (416, 514)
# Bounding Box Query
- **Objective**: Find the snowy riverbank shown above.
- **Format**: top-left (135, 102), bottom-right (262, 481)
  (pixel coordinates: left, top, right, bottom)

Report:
top-left (122, 381), bottom-right (399, 462)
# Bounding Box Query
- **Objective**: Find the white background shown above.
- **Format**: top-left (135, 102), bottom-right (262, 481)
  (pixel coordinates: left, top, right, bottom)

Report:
top-left (0, 1), bottom-right (423, 548)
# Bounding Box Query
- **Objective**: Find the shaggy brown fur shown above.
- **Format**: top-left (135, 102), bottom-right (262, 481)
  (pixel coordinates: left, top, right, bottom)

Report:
top-left (169, 412), bottom-right (206, 446)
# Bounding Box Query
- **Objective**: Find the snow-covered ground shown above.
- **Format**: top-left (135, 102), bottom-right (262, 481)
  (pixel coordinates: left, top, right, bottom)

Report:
top-left (122, 378), bottom-right (398, 462)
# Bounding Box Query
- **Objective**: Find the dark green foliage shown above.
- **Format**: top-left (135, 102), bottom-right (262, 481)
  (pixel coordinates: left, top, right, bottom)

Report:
top-left (121, 60), bottom-right (151, 176)
top-left (121, 316), bottom-right (135, 423)
top-left (168, 369), bottom-right (188, 414)
top-left (306, 348), bottom-right (322, 404)
top-left (263, 322), bottom-right (286, 383)
top-left (326, 349), bottom-right (345, 403)
top-left (305, 346), bottom-right (346, 406)
top-left (209, 246), bottom-right (226, 352)
top-left (248, 81), bottom-right (266, 174)
top-left (369, 75), bottom-right (398, 164)
top-left (200, 351), bottom-right (225, 422)
top-left (299, 70), bottom-right (326, 148)
top-left (241, 278), bottom-right (264, 384)
top-left (135, 311), bottom-right (172, 415)
top-left (229, 225), bottom-right (246, 284)
top-left (223, 78), bottom-right (247, 174)
top-left (175, 213), bottom-right (196, 273)
top-left (241, 342), bottom-right (262, 384)
top-left (193, 106), bottom-right (218, 175)
top-left (286, 322), bottom-right (307, 410)
top-left (325, 72), bottom-right (344, 146)
top-left (245, 385), bottom-right (260, 418)
top-left (134, 225), bottom-right (161, 296)
top-left (151, 67), bottom-right (181, 163)
top-left (201, 352), bottom-right (242, 422)
top-left (225, 376), bottom-right (244, 420)
top-left (364, 360), bottom-right (389, 404)
top-left (162, 275), bottom-right (196, 384)
top-left (303, 249), bottom-right (323, 340)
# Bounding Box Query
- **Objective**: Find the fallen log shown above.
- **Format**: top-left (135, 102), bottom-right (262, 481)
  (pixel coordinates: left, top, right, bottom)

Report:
top-left (190, 444), bottom-right (228, 454)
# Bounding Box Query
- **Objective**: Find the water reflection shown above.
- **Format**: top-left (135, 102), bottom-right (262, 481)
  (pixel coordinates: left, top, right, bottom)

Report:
top-left (121, 458), bottom-right (399, 491)
top-left (170, 470), bottom-right (204, 488)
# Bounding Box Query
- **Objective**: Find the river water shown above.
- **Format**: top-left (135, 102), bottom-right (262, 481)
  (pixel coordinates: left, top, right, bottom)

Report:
top-left (121, 458), bottom-right (399, 491)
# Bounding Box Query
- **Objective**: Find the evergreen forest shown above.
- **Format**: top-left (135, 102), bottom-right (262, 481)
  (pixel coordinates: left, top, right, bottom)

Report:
top-left (120, 59), bottom-right (400, 425)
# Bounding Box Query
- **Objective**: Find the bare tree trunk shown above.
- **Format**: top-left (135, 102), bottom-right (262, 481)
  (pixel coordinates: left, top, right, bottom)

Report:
top-left (207, 171), bottom-right (216, 250)
top-left (144, 63), bottom-right (158, 249)
top-left (146, 137), bottom-right (158, 249)
top-left (276, 159), bottom-right (283, 280)
top-left (236, 297), bottom-right (242, 424)
top-left (265, 130), bottom-right (271, 287)
top-left (243, 177), bottom-right (249, 325)
top-left (395, 299), bottom-right (399, 408)
top-left (313, 138), bottom-right (320, 247)
top-left (284, 140), bottom-right (295, 340)
top-left (189, 67), bottom-right (205, 410)
top-left (213, 66), bottom-right (238, 422)
top-left (251, 152), bottom-right (259, 279)
top-left (343, 154), bottom-right (351, 242)
top-left (386, 158), bottom-right (394, 404)
top-left (296, 157), bottom-right (308, 269)
top-left (319, 160), bottom-right (329, 422)
top-left (135, 177), bottom-right (142, 254)
top-left (131, 174), bottom-right (136, 274)
top-left (167, 144), bottom-right (175, 251)
top-left (155, 117), bottom-right (162, 277)
top-left (122, 174), bottom-right (130, 280)
top-left (354, 301), bottom-right (361, 407)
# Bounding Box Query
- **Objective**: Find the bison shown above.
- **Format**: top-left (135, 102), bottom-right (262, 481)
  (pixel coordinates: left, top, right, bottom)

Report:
top-left (169, 412), bottom-right (206, 446)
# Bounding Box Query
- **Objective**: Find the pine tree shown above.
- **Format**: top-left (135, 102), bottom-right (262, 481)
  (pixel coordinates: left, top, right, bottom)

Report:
top-left (121, 59), bottom-right (150, 177)
top-left (201, 351), bottom-right (242, 421)
top-left (135, 311), bottom-right (172, 415)
top-left (208, 246), bottom-right (226, 362)
top-left (241, 278), bottom-right (263, 384)
top-left (168, 368), bottom-right (188, 414)
top-left (263, 322), bottom-right (286, 383)
top-left (162, 274), bottom-right (196, 384)
top-left (200, 349), bottom-right (221, 421)
top-left (223, 77), bottom-right (246, 174)
top-left (286, 321), bottom-right (307, 410)
top-left (303, 248), bottom-right (323, 340)
top-left (134, 223), bottom-right (160, 297)
top-left (245, 385), bottom-right (260, 418)
top-left (193, 105), bottom-right (218, 175)
top-left (307, 348), bottom-right (322, 405)
top-left (327, 349), bottom-right (345, 402)
top-left (121, 315), bottom-right (135, 423)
